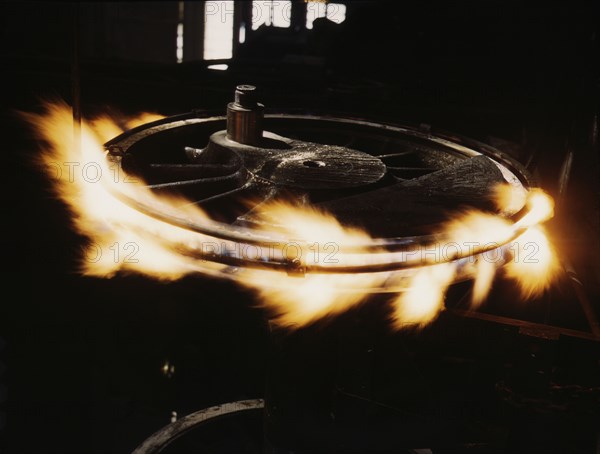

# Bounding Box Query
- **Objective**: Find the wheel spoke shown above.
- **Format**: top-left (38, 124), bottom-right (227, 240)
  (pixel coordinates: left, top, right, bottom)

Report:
top-left (140, 163), bottom-right (240, 184)
top-left (145, 170), bottom-right (247, 201)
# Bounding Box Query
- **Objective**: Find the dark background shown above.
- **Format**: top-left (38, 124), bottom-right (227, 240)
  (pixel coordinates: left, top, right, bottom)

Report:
top-left (1, 1), bottom-right (599, 453)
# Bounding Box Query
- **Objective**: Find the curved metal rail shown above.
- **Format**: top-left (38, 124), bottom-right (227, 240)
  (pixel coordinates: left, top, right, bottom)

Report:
top-left (132, 399), bottom-right (265, 454)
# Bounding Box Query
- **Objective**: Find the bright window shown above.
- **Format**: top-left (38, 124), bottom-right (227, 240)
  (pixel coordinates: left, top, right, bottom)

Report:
top-left (306, 2), bottom-right (346, 29)
top-left (204, 1), bottom-right (234, 60)
top-left (252, 1), bottom-right (291, 30)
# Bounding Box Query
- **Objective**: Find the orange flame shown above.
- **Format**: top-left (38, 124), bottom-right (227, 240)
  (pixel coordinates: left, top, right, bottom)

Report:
top-left (515, 188), bottom-right (555, 228)
top-left (492, 182), bottom-right (528, 214)
top-left (243, 270), bottom-right (387, 327)
top-left (27, 101), bottom-right (560, 329)
top-left (471, 258), bottom-right (498, 307)
top-left (505, 226), bottom-right (559, 298)
top-left (391, 263), bottom-right (456, 328)
top-left (24, 100), bottom-right (223, 280)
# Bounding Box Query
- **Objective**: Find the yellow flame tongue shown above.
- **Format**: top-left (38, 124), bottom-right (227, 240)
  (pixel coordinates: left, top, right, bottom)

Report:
top-left (505, 226), bottom-right (559, 298)
top-left (27, 101), bottom-right (560, 329)
top-left (391, 263), bottom-right (456, 329)
top-left (25, 100), bottom-right (223, 280)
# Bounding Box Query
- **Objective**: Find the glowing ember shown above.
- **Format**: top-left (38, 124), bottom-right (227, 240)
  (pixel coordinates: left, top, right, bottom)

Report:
top-left (27, 101), bottom-right (560, 330)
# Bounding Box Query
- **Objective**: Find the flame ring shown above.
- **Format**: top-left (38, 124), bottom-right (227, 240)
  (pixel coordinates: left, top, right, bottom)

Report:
top-left (106, 114), bottom-right (538, 280)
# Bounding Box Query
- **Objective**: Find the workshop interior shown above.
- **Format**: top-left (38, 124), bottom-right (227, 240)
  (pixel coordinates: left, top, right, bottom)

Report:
top-left (1, 1), bottom-right (599, 453)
